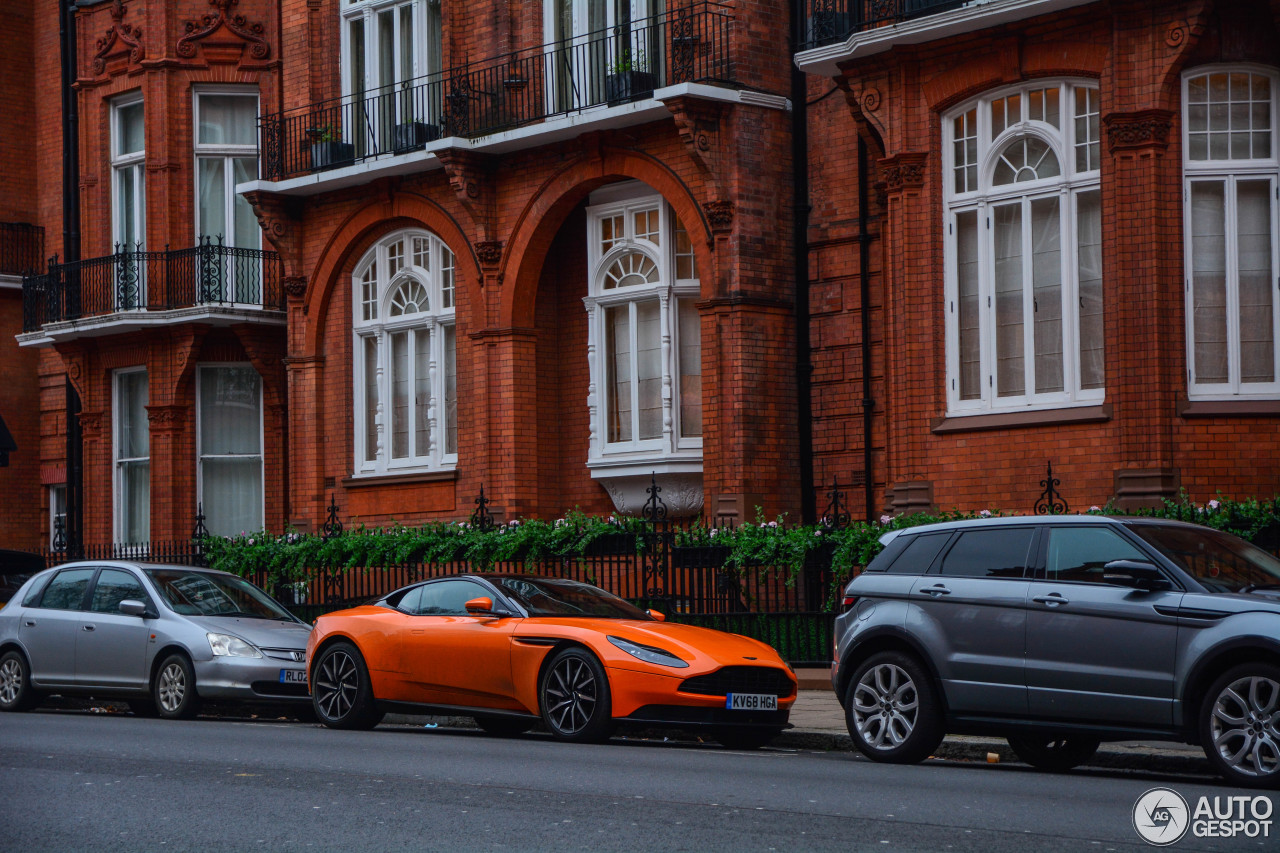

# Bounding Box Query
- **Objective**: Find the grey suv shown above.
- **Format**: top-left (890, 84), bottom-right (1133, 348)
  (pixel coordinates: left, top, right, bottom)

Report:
top-left (833, 516), bottom-right (1280, 788)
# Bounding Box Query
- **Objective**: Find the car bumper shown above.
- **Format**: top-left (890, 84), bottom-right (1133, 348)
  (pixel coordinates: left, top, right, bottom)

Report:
top-left (193, 656), bottom-right (310, 703)
top-left (605, 664), bottom-right (796, 720)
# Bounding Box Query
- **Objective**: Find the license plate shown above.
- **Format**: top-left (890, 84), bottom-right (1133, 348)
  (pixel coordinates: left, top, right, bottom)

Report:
top-left (279, 668), bottom-right (307, 684)
top-left (726, 693), bottom-right (777, 711)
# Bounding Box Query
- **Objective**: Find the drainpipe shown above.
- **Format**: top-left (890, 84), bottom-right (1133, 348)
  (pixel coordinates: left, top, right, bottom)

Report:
top-left (790, 4), bottom-right (815, 524)
top-left (60, 0), bottom-right (83, 554)
top-left (857, 135), bottom-right (875, 522)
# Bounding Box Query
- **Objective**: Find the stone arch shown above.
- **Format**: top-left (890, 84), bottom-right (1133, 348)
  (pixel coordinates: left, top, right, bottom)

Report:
top-left (499, 147), bottom-right (715, 328)
top-left (303, 192), bottom-right (478, 357)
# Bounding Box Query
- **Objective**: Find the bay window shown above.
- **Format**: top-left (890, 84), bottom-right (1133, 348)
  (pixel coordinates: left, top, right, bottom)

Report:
top-left (1183, 67), bottom-right (1280, 398)
top-left (944, 81), bottom-right (1104, 414)
top-left (353, 229), bottom-right (457, 475)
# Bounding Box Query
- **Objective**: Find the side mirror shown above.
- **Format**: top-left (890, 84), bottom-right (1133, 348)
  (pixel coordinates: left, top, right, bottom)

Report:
top-left (465, 596), bottom-right (516, 618)
top-left (118, 599), bottom-right (149, 617)
top-left (1102, 560), bottom-right (1171, 592)
top-left (647, 608), bottom-right (666, 622)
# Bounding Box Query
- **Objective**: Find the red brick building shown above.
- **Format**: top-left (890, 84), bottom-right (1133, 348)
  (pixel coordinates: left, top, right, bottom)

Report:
top-left (3, 0), bottom-right (1277, 552)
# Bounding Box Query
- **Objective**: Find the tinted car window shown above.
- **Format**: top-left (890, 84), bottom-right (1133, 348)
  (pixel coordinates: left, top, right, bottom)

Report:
top-left (937, 528), bottom-right (1035, 578)
top-left (90, 568), bottom-right (148, 614)
top-left (35, 568), bottom-right (96, 610)
top-left (1044, 527), bottom-right (1148, 583)
top-left (411, 580), bottom-right (487, 616)
top-left (885, 533), bottom-right (952, 575)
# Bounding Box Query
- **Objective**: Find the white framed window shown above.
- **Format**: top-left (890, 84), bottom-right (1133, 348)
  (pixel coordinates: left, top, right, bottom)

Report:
top-left (113, 368), bottom-right (149, 544)
top-left (943, 80), bottom-right (1104, 415)
top-left (197, 365), bottom-right (264, 536)
top-left (111, 94), bottom-right (146, 310)
top-left (353, 229), bottom-right (457, 475)
top-left (547, 0), bottom-right (657, 111)
top-left (585, 183), bottom-right (702, 471)
top-left (194, 89), bottom-right (261, 303)
top-left (342, 0), bottom-right (443, 147)
top-left (49, 485), bottom-right (67, 549)
top-left (1182, 66), bottom-right (1280, 399)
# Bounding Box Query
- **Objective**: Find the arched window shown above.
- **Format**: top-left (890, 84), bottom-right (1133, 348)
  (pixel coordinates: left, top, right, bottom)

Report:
top-left (584, 183), bottom-right (701, 475)
top-left (352, 229), bottom-right (457, 474)
top-left (1183, 66), bottom-right (1279, 399)
top-left (943, 80), bottom-right (1104, 415)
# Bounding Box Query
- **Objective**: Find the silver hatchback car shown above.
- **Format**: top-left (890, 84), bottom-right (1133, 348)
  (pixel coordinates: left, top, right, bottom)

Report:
top-left (834, 516), bottom-right (1280, 788)
top-left (0, 561), bottom-right (312, 718)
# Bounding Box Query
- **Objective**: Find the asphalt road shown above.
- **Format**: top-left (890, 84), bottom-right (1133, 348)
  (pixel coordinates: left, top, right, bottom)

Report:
top-left (1, 710), bottom-right (1274, 852)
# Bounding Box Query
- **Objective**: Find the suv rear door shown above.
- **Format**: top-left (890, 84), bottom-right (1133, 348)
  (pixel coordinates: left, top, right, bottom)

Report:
top-left (1024, 525), bottom-right (1182, 725)
top-left (908, 525), bottom-right (1037, 716)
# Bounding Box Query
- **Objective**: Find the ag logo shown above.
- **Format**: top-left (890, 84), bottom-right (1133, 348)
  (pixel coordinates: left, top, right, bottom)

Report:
top-left (1133, 787), bottom-right (1190, 846)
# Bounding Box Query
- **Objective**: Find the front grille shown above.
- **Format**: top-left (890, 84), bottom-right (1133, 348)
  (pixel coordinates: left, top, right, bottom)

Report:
top-left (679, 666), bottom-right (795, 698)
top-left (260, 647), bottom-right (307, 663)
top-left (251, 681), bottom-right (310, 698)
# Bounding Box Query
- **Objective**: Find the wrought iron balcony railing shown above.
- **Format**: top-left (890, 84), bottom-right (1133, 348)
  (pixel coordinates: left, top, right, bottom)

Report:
top-left (21, 239), bottom-right (284, 333)
top-left (259, 2), bottom-right (733, 181)
top-left (798, 0), bottom-right (968, 52)
top-left (0, 222), bottom-right (44, 276)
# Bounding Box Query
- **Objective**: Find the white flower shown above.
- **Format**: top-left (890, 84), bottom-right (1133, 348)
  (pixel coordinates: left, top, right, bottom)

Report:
top-left (979, 510), bottom-right (992, 518)
top-left (879, 515), bottom-right (892, 525)
top-left (814, 529), bottom-right (822, 537)
top-left (1208, 499), bottom-right (1221, 510)
top-left (1089, 505), bottom-right (1101, 513)
top-left (768, 521), bottom-right (778, 528)
top-left (710, 528), bottom-right (718, 538)
top-left (508, 519), bottom-right (520, 526)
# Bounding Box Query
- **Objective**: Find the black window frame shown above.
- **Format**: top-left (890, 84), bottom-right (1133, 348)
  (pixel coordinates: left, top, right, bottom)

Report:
top-left (928, 525), bottom-right (1040, 580)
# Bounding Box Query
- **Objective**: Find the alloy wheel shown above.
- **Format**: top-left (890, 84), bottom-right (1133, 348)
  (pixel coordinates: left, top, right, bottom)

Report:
top-left (157, 661), bottom-right (188, 714)
top-left (544, 655), bottom-right (598, 736)
top-left (1210, 675), bottom-right (1280, 779)
top-left (315, 649), bottom-right (359, 722)
top-left (0, 657), bottom-right (21, 705)
top-left (851, 662), bottom-right (919, 751)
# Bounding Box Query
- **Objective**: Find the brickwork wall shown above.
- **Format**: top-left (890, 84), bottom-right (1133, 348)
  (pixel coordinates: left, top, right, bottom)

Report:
top-left (806, 0), bottom-right (1280, 515)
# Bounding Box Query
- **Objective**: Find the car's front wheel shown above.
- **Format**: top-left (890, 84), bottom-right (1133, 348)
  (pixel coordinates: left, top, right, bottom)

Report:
top-left (154, 653), bottom-right (201, 720)
top-left (539, 647), bottom-right (614, 743)
top-left (0, 650), bottom-right (39, 712)
top-left (1200, 663), bottom-right (1280, 788)
top-left (1007, 735), bottom-right (1099, 772)
top-left (311, 642), bottom-right (383, 730)
top-left (845, 651), bottom-right (944, 764)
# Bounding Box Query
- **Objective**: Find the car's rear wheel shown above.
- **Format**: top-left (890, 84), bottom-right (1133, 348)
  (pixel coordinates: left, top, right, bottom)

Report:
top-left (713, 727), bottom-right (782, 750)
top-left (845, 651), bottom-right (944, 764)
top-left (475, 716), bottom-right (536, 737)
top-left (154, 653), bottom-right (201, 720)
top-left (0, 650), bottom-right (39, 712)
top-left (1200, 663), bottom-right (1280, 789)
top-left (1007, 735), bottom-right (1099, 772)
top-left (312, 642), bottom-right (383, 730)
top-left (539, 647), bottom-right (614, 743)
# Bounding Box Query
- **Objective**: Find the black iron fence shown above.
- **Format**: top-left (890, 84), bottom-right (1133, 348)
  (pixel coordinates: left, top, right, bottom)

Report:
top-left (0, 222), bottom-right (44, 276)
top-left (260, 2), bottom-right (734, 181)
top-left (798, 0), bottom-right (968, 51)
top-left (21, 239), bottom-right (284, 332)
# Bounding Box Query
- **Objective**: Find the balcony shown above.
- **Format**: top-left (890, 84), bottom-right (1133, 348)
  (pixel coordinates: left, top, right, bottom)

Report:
top-left (0, 222), bottom-right (44, 277)
top-left (19, 240), bottom-right (284, 344)
top-left (258, 2), bottom-right (734, 183)
top-left (795, 0), bottom-right (1096, 74)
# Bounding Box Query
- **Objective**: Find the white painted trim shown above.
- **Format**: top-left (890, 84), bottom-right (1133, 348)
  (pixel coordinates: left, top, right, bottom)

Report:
top-left (0, 273), bottom-right (22, 291)
top-left (794, 0), bottom-right (1097, 78)
top-left (196, 363), bottom-right (266, 536)
top-left (15, 305), bottom-right (285, 348)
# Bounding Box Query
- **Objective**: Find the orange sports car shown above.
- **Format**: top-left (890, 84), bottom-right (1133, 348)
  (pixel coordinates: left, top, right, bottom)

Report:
top-left (306, 573), bottom-right (797, 747)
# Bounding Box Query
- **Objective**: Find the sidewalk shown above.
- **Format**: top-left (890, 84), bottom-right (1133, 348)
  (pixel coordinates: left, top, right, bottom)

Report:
top-left (781, 669), bottom-right (1211, 776)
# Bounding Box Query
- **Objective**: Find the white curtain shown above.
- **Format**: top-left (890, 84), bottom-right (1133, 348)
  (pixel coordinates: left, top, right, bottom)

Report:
top-left (197, 95), bottom-right (257, 146)
top-left (443, 325), bottom-right (457, 455)
top-left (993, 203), bottom-right (1025, 396)
top-left (1031, 196), bottom-right (1063, 394)
top-left (1237, 180), bottom-right (1275, 383)
top-left (1076, 190), bottom-right (1104, 389)
top-left (199, 366), bottom-right (262, 536)
top-left (606, 304), bottom-right (632, 442)
top-left (414, 328), bottom-right (432, 457)
top-left (390, 331), bottom-right (409, 458)
top-left (956, 211), bottom-right (981, 399)
top-left (116, 371), bottom-right (149, 542)
top-left (1190, 181), bottom-right (1228, 383)
top-left (678, 299), bottom-right (702, 437)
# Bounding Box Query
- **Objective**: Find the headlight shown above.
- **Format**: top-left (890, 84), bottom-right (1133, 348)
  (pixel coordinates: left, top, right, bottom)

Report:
top-left (607, 635), bottom-right (689, 668)
top-left (207, 633), bottom-right (262, 658)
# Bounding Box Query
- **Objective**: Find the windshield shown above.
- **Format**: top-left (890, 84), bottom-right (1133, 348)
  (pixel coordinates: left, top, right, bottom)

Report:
top-left (1128, 524), bottom-right (1280, 594)
top-left (145, 568), bottom-right (298, 620)
top-left (495, 577), bottom-right (651, 619)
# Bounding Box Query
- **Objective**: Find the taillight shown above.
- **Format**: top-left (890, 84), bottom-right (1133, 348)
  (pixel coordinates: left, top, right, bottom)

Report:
top-left (841, 595), bottom-right (858, 612)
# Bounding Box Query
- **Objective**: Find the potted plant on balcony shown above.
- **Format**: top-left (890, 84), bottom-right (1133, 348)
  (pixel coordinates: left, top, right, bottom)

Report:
top-left (308, 125), bottom-right (355, 171)
top-left (393, 113), bottom-right (441, 153)
top-left (606, 48), bottom-right (657, 105)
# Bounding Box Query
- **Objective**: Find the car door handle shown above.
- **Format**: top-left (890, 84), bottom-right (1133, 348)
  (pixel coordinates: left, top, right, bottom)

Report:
top-left (82, 625), bottom-right (96, 632)
top-left (1033, 593), bottom-right (1069, 607)
top-left (920, 585), bottom-right (951, 597)
top-left (24, 620), bottom-right (36, 627)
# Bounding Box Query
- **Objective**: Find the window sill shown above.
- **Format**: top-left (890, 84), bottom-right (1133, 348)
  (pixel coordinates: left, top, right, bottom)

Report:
top-left (1178, 399), bottom-right (1280, 417)
top-left (342, 470), bottom-right (458, 489)
top-left (931, 404), bottom-right (1111, 434)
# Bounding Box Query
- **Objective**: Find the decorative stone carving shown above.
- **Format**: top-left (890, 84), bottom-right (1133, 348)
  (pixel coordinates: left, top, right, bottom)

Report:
top-left (178, 0), bottom-right (271, 61)
top-left (1104, 109), bottom-right (1174, 153)
top-left (92, 0), bottom-right (145, 75)
top-left (146, 405), bottom-right (186, 433)
top-left (1165, 19), bottom-right (1205, 49)
top-left (473, 241), bottom-right (503, 268)
top-left (78, 411), bottom-right (105, 438)
top-left (283, 276), bottom-right (306, 299)
top-left (878, 153), bottom-right (928, 194)
top-left (702, 200), bottom-right (734, 233)
top-left (598, 472), bottom-right (704, 518)
top-left (243, 190), bottom-right (303, 280)
top-left (437, 150), bottom-right (497, 243)
top-left (665, 96), bottom-right (728, 199)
